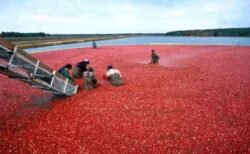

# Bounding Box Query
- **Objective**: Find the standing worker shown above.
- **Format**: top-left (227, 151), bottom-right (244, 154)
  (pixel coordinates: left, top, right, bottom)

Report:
top-left (105, 64), bottom-right (123, 86)
top-left (92, 41), bottom-right (97, 49)
top-left (150, 49), bottom-right (160, 64)
top-left (58, 64), bottom-right (75, 83)
top-left (83, 67), bottom-right (97, 90)
top-left (72, 59), bottom-right (90, 79)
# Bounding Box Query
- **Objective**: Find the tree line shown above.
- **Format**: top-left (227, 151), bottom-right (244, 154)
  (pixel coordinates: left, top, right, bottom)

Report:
top-left (0, 32), bottom-right (48, 37)
top-left (166, 28), bottom-right (250, 37)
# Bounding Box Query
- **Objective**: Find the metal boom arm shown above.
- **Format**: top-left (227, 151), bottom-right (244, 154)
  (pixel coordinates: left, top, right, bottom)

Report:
top-left (0, 37), bottom-right (78, 96)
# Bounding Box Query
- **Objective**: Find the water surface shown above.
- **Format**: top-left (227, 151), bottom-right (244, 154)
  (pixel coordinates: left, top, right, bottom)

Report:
top-left (25, 36), bottom-right (250, 53)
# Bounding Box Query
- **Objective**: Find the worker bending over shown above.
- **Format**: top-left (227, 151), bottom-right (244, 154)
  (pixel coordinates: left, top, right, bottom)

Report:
top-left (105, 64), bottom-right (123, 86)
top-left (72, 59), bottom-right (90, 79)
top-left (58, 64), bottom-right (75, 83)
top-left (150, 49), bottom-right (160, 64)
top-left (83, 67), bottom-right (97, 90)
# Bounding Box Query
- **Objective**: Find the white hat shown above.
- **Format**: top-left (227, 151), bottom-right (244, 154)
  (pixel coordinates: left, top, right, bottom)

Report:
top-left (84, 59), bottom-right (89, 64)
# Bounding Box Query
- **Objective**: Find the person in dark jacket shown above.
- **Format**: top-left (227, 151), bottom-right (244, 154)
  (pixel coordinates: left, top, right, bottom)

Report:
top-left (150, 49), bottom-right (160, 64)
top-left (58, 64), bottom-right (75, 82)
top-left (72, 59), bottom-right (90, 79)
top-left (105, 64), bottom-right (123, 86)
top-left (83, 67), bottom-right (97, 90)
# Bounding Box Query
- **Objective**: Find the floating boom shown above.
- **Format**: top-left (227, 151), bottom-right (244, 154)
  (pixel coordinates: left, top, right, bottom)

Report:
top-left (0, 37), bottom-right (78, 96)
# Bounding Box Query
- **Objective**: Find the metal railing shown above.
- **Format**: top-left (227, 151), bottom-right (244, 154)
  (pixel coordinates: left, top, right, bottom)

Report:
top-left (0, 37), bottom-right (78, 96)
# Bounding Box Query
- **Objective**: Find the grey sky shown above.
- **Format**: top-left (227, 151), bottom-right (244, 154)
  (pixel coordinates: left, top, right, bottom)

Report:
top-left (0, 0), bottom-right (249, 33)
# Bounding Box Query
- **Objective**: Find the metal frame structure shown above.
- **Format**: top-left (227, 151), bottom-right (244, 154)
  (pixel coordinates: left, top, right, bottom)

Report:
top-left (0, 37), bottom-right (78, 96)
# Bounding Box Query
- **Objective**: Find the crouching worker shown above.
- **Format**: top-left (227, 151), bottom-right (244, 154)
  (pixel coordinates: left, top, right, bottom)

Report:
top-left (105, 64), bottom-right (123, 86)
top-left (83, 67), bottom-right (97, 90)
top-left (72, 59), bottom-right (90, 79)
top-left (150, 49), bottom-right (160, 64)
top-left (58, 64), bottom-right (75, 83)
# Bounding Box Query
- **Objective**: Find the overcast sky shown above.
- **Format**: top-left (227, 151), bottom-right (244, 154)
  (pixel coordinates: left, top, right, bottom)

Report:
top-left (0, 0), bottom-right (250, 34)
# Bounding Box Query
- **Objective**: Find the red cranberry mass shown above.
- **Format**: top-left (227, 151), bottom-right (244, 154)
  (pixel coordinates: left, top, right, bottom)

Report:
top-left (0, 45), bottom-right (249, 153)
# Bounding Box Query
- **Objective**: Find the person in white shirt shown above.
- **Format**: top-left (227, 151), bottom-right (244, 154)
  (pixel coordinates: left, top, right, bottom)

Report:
top-left (105, 64), bottom-right (123, 86)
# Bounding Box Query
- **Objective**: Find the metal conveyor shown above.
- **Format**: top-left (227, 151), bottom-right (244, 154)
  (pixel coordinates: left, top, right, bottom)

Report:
top-left (0, 37), bottom-right (78, 96)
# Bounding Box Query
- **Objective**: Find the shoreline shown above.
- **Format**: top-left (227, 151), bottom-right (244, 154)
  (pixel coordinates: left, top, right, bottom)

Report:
top-left (3, 35), bottom-right (248, 52)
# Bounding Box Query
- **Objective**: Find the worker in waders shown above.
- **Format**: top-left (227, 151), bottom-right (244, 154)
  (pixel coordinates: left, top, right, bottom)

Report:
top-left (150, 49), bottom-right (160, 64)
top-left (58, 64), bottom-right (75, 83)
top-left (92, 41), bottom-right (97, 49)
top-left (72, 59), bottom-right (90, 79)
top-left (105, 64), bottom-right (123, 86)
top-left (83, 67), bottom-right (97, 90)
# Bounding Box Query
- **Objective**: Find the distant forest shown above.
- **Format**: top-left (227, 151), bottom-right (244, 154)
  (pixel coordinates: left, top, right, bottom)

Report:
top-left (166, 28), bottom-right (250, 37)
top-left (0, 32), bottom-right (138, 38)
top-left (0, 32), bottom-right (48, 37)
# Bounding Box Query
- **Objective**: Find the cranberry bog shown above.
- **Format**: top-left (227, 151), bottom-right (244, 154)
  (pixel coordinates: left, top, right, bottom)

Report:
top-left (0, 44), bottom-right (249, 153)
